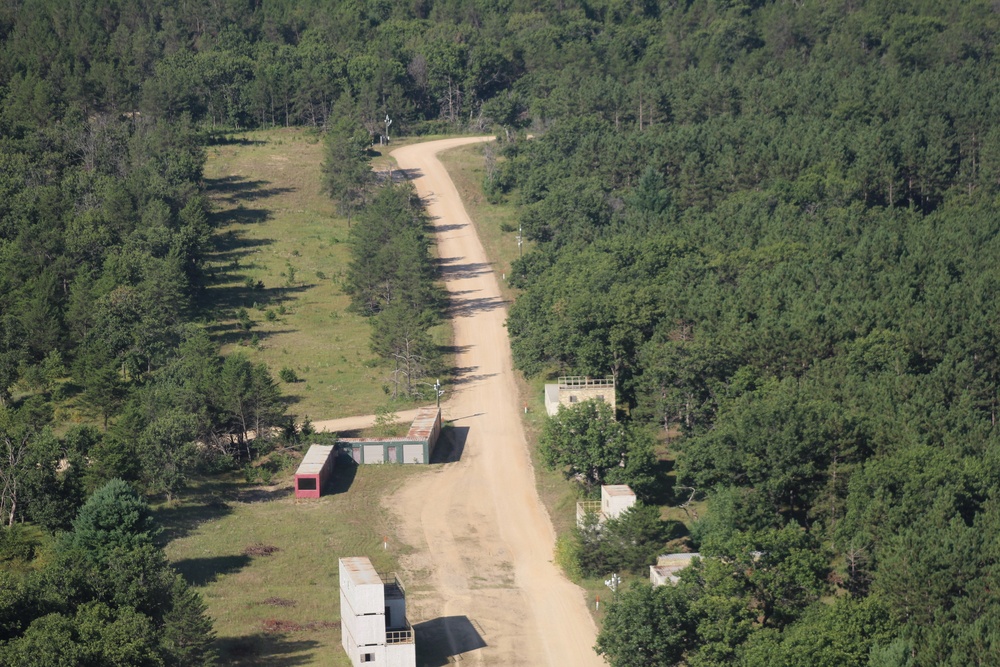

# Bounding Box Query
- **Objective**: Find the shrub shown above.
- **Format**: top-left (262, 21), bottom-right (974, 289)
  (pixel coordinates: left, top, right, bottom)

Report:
top-left (279, 367), bottom-right (299, 383)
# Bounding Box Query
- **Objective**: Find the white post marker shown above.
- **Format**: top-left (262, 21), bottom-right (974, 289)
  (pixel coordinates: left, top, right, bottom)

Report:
top-left (383, 536), bottom-right (388, 550)
top-left (605, 572), bottom-right (621, 601)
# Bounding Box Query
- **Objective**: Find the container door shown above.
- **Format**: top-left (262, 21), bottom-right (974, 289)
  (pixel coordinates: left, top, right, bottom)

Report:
top-left (387, 446), bottom-right (397, 463)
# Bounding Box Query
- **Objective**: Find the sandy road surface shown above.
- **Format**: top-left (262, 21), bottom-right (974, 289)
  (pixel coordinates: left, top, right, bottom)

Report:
top-left (387, 138), bottom-right (604, 666)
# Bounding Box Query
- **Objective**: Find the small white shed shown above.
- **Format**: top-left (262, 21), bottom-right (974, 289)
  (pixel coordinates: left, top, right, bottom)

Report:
top-left (601, 485), bottom-right (636, 519)
top-left (576, 484), bottom-right (637, 527)
top-left (650, 553), bottom-right (700, 587)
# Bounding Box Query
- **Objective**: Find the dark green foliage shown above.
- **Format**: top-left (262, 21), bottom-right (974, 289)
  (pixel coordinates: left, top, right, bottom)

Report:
top-left (575, 504), bottom-right (672, 577)
top-left (1, 2), bottom-right (1000, 665)
top-left (539, 399), bottom-right (656, 496)
top-left (321, 116), bottom-right (373, 224)
top-left (0, 480), bottom-right (215, 665)
top-left (161, 576), bottom-right (216, 666)
top-left (343, 183), bottom-right (444, 397)
top-left (67, 479), bottom-right (158, 562)
top-left (596, 582), bottom-right (693, 667)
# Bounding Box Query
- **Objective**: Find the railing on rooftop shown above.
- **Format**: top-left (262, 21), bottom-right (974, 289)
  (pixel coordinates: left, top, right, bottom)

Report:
top-left (558, 376), bottom-right (615, 388)
top-left (377, 571), bottom-right (406, 597)
top-left (576, 500), bottom-right (603, 525)
top-left (386, 620), bottom-right (414, 645)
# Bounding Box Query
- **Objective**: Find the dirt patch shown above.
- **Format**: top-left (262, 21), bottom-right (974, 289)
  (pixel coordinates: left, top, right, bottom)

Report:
top-left (260, 597), bottom-right (297, 607)
top-left (261, 619), bottom-right (339, 634)
top-left (244, 543), bottom-right (281, 557)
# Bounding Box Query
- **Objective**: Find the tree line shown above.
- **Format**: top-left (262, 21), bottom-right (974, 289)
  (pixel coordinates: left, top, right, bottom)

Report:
top-left (3, 0), bottom-right (1000, 665)
top-left (333, 164), bottom-right (446, 399)
top-left (487, 2), bottom-right (1000, 666)
top-left (0, 479), bottom-right (214, 665)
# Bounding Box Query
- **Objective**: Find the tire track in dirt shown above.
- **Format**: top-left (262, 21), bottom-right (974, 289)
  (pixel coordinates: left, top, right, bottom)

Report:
top-left (387, 137), bottom-right (604, 667)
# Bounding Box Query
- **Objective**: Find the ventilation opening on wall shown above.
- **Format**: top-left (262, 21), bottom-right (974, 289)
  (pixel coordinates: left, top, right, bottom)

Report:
top-left (297, 478), bottom-right (317, 490)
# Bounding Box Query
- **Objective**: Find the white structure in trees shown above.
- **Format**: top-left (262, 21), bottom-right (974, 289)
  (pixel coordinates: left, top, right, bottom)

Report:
top-left (576, 484), bottom-right (637, 527)
top-left (339, 557), bottom-right (415, 667)
top-left (544, 376), bottom-right (616, 417)
top-left (650, 553), bottom-right (701, 586)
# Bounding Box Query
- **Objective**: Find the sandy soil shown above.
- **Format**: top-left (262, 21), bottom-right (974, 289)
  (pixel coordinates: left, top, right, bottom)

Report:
top-left (385, 138), bottom-right (605, 666)
top-left (311, 408), bottom-right (430, 434)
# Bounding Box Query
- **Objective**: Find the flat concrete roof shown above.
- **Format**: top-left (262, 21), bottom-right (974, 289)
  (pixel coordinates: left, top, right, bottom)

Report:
top-left (340, 556), bottom-right (382, 586)
top-left (656, 553), bottom-right (700, 568)
top-left (603, 484), bottom-right (635, 497)
top-left (295, 444), bottom-right (335, 476)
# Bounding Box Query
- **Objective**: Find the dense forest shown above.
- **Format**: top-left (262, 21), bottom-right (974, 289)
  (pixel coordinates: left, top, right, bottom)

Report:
top-left (2, 0), bottom-right (999, 664)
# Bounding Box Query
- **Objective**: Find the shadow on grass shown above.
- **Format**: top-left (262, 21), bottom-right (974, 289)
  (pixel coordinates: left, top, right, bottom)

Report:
top-left (204, 283), bottom-right (313, 317)
top-left (206, 175), bottom-right (296, 203)
top-left (210, 205), bottom-right (272, 226)
top-left (212, 326), bottom-right (299, 348)
top-left (212, 233), bottom-right (275, 262)
top-left (236, 486), bottom-right (294, 503)
top-left (395, 167), bottom-right (423, 182)
top-left (432, 426), bottom-right (468, 463)
top-left (217, 633), bottom-right (320, 667)
top-left (206, 134), bottom-right (267, 147)
top-left (415, 616), bottom-right (487, 666)
top-left (173, 554), bottom-right (252, 587)
top-left (155, 491), bottom-right (234, 543)
top-left (647, 458), bottom-right (676, 507)
top-left (327, 458), bottom-right (358, 495)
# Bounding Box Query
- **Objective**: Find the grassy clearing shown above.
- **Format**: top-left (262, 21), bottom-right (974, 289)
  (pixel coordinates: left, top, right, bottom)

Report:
top-left (201, 130), bottom-right (469, 419)
top-left (160, 462), bottom-right (423, 666)
top-left (437, 143), bottom-right (526, 305)
top-left (202, 128), bottom-right (392, 421)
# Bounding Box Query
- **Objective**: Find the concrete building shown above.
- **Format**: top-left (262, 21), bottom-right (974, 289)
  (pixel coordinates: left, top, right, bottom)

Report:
top-left (293, 444), bottom-right (336, 499)
top-left (339, 557), bottom-right (415, 667)
top-left (650, 553), bottom-right (700, 586)
top-left (544, 376), bottom-right (616, 417)
top-left (339, 407), bottom-right (441, 465)
top-left (576, 484), bottom-right (637, 527)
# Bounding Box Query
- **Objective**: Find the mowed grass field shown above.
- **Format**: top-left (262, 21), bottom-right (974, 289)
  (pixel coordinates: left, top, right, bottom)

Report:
top-left (161, 463), bottom-right (425, 666)
top-left (202, 128), bottom-right (386, 421)
top-left (168, 131), bottom-right (462, 666)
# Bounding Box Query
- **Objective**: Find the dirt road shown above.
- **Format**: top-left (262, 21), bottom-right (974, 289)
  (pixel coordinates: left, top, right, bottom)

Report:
top-left (388, 138), bottom-right (604, 666)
